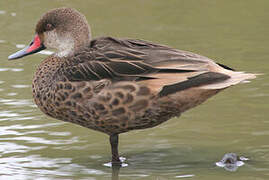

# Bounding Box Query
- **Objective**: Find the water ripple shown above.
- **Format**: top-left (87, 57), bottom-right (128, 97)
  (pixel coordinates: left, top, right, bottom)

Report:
top-left (0, 10), bottom-right (6, 15)
top-left (0, 155), bottom-right (106, 178)
top-left (0, 98), bottom-right (34, 107)
top-left (175, 174), bottom-right (195, 178)
top-left (0, 142), bottom-right (44, 154)
top-left (0, 68), bottom-right (24, 72)
top-left (0, 136), bottom-right (79, 145)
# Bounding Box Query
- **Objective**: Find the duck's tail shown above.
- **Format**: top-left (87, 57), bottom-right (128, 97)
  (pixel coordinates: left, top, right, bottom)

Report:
top-left (200, 69), bottom-right (257, 89)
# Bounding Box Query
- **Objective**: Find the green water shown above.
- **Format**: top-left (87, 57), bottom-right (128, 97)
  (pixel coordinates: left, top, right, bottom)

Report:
top-left (0, 0), bottom-right (268, 179)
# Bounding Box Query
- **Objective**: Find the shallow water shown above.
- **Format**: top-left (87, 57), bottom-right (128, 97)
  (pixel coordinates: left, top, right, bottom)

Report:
top-left (1, 0), bottom-right (269, 179)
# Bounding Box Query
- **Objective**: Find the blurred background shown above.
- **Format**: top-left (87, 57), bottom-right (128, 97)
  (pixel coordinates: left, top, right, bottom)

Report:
top-left (0, 0), bottom-right (268, 179)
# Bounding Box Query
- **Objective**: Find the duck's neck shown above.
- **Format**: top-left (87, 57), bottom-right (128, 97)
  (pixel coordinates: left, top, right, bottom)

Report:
top-left (55, 36), bottom-right (75, 57)
top-left (46, 27), bottom-right (91, 58)
top-left (55, 39), bottom-right (89, 58)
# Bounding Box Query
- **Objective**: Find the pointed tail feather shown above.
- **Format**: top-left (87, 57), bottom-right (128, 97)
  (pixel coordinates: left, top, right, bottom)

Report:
top-left (200, 71), bottom-right (257, 89)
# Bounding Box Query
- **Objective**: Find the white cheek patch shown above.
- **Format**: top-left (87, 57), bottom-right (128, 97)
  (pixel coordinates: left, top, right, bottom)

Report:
top-left (44, 30), bottom-right (74, 57)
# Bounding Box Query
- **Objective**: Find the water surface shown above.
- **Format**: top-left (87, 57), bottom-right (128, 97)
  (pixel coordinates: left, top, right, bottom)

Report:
top-left (0, 0), bottom-right (268, 179)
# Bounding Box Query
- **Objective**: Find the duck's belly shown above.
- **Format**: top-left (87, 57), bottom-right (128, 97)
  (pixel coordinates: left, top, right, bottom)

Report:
top-left (124, 88), bottom-right (220, 132)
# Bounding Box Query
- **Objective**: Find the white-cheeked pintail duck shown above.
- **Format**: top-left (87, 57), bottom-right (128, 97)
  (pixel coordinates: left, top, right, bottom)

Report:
top-left (8, 8), bottom-right (256, 165)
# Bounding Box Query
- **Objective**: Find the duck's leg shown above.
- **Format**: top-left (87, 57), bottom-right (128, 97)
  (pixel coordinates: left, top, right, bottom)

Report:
top-left (110, 134), bottom-right (121, 165)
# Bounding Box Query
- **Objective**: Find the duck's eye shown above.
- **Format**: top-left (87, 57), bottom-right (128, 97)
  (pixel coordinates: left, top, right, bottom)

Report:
top-left (46, 23), bottom-right (54, 31)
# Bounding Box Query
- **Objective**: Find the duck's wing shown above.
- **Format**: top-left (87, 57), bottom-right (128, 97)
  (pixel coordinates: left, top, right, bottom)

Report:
top-left (63, 37), bottom-right (254, 95)
top-left (90, 37), bottom-right (215, 71)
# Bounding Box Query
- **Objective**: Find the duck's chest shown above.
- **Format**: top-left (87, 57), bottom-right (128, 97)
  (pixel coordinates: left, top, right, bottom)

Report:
top-left (32, 58), bottom-right (63, 118)
top-left (32, 77), bottom-right (89, 120)
top-left (32, 59), bottom-right (107, 126)
top-left (32, 57), bottom-right (74, 118)
top-left (32, 78), bottom-right (110, 133)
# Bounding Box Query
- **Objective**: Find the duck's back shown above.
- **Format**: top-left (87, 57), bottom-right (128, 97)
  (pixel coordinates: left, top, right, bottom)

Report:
top-left (67, 37), bottom-right (255, 92)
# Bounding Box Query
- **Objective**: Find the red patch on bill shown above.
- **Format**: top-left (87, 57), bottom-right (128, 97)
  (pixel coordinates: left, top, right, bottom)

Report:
top-left (26, 35), bottom-right (42, 53)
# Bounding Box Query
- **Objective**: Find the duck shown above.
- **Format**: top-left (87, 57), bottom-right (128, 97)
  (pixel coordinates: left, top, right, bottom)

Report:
top-left (8, 7), bottom-right (256, 165)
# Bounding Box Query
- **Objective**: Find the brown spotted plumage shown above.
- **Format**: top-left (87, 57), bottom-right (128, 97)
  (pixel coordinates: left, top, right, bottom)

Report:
top-left (9, 7), bottom-right (256, 165)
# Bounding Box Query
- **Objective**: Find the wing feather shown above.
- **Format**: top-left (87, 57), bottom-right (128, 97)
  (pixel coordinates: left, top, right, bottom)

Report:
top-left (62, 37), bottom-right (236, 95)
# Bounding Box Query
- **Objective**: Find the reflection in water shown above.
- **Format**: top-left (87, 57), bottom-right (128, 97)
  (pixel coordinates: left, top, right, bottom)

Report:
top-left (111, 165), bottom-right (120, 180)
top-left (104, 157), bottom-right (128, 180)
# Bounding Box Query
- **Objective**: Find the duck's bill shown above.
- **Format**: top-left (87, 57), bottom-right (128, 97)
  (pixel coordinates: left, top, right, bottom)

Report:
top-left (8, 34), bottom-right (46, 60)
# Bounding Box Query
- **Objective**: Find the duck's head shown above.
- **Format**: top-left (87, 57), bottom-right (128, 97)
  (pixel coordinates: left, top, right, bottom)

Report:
top-left (8, 7), bottom-right (91, 60)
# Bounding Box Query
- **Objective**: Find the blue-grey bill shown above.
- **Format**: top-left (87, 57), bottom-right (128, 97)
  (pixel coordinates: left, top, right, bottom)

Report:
top-left (8, 35), bottom-right (46, 60)
top-left (8, 46), bottom-right (30, 60)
